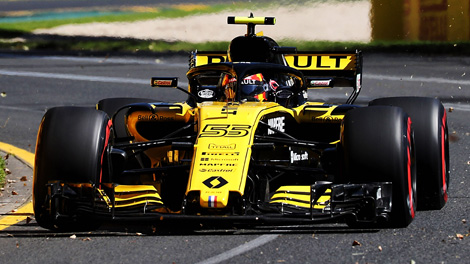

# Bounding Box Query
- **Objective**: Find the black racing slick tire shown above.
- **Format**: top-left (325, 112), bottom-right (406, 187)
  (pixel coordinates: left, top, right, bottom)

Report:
top-left (33, 107), bottom-right (112, 231)
top-left (370, 97), bottom-right (449, 210)
top-left (341, 106), bottom-right (417, 228)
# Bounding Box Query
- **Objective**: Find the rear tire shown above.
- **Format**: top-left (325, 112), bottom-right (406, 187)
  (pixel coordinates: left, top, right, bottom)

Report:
top-left (34, 107), bottom-right (112, 231)
top-left (341, 106), bottom-right (417, 228)
top-left (370, 97), bottom-right (449, 210)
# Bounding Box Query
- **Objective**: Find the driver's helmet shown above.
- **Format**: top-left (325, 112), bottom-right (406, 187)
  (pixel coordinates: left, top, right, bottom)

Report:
top-left (240, 73), bottom-right (269, 101)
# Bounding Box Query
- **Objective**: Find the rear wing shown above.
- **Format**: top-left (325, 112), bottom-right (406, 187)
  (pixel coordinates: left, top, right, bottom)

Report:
top-left (189, 50), bottom-right (362, 103)
top-left (285, 51), bottom-right (362, 88)
top-left (287, 51), bottom-right (362, 104)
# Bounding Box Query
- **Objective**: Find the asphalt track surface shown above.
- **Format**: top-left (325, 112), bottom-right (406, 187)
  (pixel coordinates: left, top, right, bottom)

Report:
top-left (0, 52), bottom-right (470, 263)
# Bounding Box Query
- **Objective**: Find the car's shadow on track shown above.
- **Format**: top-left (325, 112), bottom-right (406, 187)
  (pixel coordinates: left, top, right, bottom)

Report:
top-left (0, 220), bottom-right (380, 238)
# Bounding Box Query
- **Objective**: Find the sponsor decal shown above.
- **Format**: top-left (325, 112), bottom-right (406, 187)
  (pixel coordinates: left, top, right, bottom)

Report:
top-left (312, 116), bottom-right (342, 123)
top-left (208, 195), bottom-right (217, 207)
top-left (138, 114), bottom-right (174, 121)
top-left (202, 152), bottom-right (240, 156)
top-left (195, 55), bottom-right (227, 66)
top-left (150, 77), bottom-right (177, 87)
top-left (199, 168), bottom-right (234, 173)
top-left (199, 163), bottom-right (236, 167)
top-left (203, 176), bottom-right (228, 189)
top-left (286, 55), bottom-right (352, 70)
top-left (198, 89), bottom-right (215, 99)
top-left (356, 73), bottom-right (362, 90)
top-left (208, 143), bottom-right (236, 150)
top-left (209, 157), bottom-right (239, 162)
top-left (199, 124), bottom-right (251, 138)
top-left (242, 74), bottom-right (263, 84)
top-left (160, 116), bottom-right (174, 121)
top-left (153, 80), bottom-right (173, 86)
top-left (310, 80), bottom-right (331, 87)
top-left (267, 116), bottom-right (285, 135)
top-left (205, 55), bottom-right (226, 64)
top-left (138, 114), bottom-right (158, 121)
top-left (241, 79), bottom-right (257, 85)
top-left (222, 75), bottom-right (237, 87)
top-left (290, 150), bottom-right (308, 163)
top-left (208, 168), bottom-right (234, 173)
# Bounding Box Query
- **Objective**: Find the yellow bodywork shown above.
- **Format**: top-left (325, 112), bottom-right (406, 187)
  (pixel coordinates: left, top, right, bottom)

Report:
top-left (187, 101), bottom-right (288, 208)
top-left (119, 99), bottom-right (347, 210)
top-left (126, 103), bottom-right (194, 167)
top-left (97, 184), bottom-right (164, 209)
top-left (284, 54), bottom-right (357, 71)
top-left (270, 185), bottom-right (331, 209)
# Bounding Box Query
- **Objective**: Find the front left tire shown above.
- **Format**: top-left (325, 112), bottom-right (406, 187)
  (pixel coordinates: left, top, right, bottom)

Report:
top-left (370, 97), bottom-right (449, 210)
top-left (341, 106), bottom-right (417, 227)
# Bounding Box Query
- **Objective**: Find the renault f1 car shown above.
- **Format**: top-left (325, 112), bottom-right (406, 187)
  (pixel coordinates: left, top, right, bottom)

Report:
top-left (33, 15), bottom-right (450, 231)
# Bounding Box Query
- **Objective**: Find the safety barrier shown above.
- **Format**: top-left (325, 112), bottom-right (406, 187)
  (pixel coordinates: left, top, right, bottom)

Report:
top-left (371, 0), bottom-right (470, 41)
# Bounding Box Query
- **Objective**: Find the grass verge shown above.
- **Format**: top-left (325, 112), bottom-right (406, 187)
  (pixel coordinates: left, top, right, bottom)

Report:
top-left (0, 155), bottom-right (6, 189)
top-left (2, 35), bottom-right (470, 55)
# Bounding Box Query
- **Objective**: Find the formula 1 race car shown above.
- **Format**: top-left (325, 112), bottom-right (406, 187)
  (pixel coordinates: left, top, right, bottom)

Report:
top-left (33, 15), bottom-right (449, 231)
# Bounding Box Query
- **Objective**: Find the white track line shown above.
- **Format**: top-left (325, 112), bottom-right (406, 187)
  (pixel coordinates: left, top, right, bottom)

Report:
top-left (368, 74), bottom-right (470, 86)
top-left (0, 53), bottom-right (188, 67)
top-left (0, 69), bottom-right (189, 87)
top-left (2, 68), bottom-right (466, 87)
top-left (194, 234), bottom-right (279, 264)
top-left (0, 69), bottom-right (149, 85)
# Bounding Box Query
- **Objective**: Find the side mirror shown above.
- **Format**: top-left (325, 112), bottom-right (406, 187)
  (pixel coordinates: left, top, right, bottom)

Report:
top-left (151, 77), bottom-right (198, 105)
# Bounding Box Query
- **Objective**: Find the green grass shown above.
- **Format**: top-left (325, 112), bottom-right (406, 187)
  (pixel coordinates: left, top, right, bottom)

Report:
top-left (2, 36), bottom-right (469, 55)
top-left (0, 155), bottom-right (6, 189)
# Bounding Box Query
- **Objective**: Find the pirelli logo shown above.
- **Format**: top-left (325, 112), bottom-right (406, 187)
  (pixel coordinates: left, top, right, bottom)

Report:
top-left (284, 54), bottom-right (356, 71)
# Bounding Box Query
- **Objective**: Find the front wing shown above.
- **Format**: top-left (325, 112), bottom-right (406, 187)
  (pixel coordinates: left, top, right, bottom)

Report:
top-left (43, 181), bottom-right (392, 226)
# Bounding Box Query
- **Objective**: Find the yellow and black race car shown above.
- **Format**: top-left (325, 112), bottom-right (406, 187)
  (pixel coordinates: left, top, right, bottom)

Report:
top-left (33, 15), bottom-right (449, 231)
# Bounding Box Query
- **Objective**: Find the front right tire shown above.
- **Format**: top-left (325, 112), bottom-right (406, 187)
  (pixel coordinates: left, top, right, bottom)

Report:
top-left (34, 107), bottom-right (112, 230)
